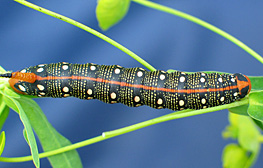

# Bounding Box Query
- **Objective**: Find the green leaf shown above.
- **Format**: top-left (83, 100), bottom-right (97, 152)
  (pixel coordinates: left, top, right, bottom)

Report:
top-left (96, 0), bottom-right (130, 30)
top-left (237, 115), bottom-right (260, 152)
top-left (17, 97), bottom-right (83, 168)
top-left (0, 69), bottom-right (81, 167)
top-left (222, 112), bottom-right (239, 139)
top-left (248, 91), bottom-right (263, 121)
top-left (0, 131), bottom-right (6, 156)
top-left (222, 144), bottom-right (248, 168)
top-left (223, 113), bottom-right (261, 168)
top-left (23, 128), bottom-right (29, 145)
top-left (3, 94), bottom-right (19, 112)
top-left (3, 87), bottom-right (21, 99)
top-left (229, 104), bottom-right (249, 116)
top-left (0, 95), bottom-right (10, 131)
top-left (3, 95), bottom-right (40, 168)
top-left (252, 118), bottom-right (263, 131)
top-left (249, 76), bottom-right (263, 91)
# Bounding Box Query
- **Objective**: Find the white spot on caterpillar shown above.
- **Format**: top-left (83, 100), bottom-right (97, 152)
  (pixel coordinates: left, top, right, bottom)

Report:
top-left (38, 64), bottom-right (45, 67)
top-left (179, 76), bottom-right (185, 82)
top-left (159, 74), bottom-right (166, 80)
top-left (62, 65), bottom-right (69, 70)
top-left (201, 73), bottom-right (206, 76)
top-left (114, 68), bottom-right (120, 74)
top-left (90, 65), bottom-right (96, 71)
top-left (200, 77), bottom-right (205, 83)
top-left (234, 92), bottom-right (238, 97)
top-left (20, 69), bottom-right (26, 73)
top-left (231, 78), bottom-right (236, 82)
top-left (63, 86), bottom-right (69, 93)
top-left (87, 89), bottom-right (93, 95)
top-left (39, 92), bottom-right (45, 96)
top-left (201, 98), bottom-right (206, 104)
top-left (110, 92), bottom-right (117, 99)
top-left (18, 85), bottom-right (26, 92)
top-left (134, 96), bottom-right (140, 102)
top-left (37, 84), bottom-right (45, 91)
top-left (218, 77), bottom-right (223, 83)
top-left (220, 96), bottom-right (225, 102)
top-left (37, 67), bottom-right (44, 73)
top-left (179, 100), bottom-right (185, 106)
top-left (137, 71), bottom-right (143, 77)
top-left (157, 98), bottom-right (163, 105)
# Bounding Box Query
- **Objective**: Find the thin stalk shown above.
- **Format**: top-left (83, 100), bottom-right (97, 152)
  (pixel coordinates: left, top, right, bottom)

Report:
top-left (132, 0), bottom-right (263, 64)
top-left (13, 0), bottom-right (156, 71)
top-left (0, 98), bottom-right (249, 162)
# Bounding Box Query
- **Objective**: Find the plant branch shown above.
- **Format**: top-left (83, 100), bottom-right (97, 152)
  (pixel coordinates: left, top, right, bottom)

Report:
top-left (13, 0), bottom-right (156, 71)
top-left (132, 0), bottom-right (263, 64)
top-left (0, 98), bottom-right (249, 162)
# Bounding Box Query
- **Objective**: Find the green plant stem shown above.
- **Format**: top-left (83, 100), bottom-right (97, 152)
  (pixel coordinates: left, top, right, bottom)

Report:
top-left (132, 0), bottom-right (263, 64)
top-left (13, 0), bottom-right (156, 71)
top-left (0, 98), bottom-right (249, 163)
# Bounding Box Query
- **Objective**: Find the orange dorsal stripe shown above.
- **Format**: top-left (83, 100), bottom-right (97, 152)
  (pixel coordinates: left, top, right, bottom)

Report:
top-left (36, 75), bottom-right (238, 93)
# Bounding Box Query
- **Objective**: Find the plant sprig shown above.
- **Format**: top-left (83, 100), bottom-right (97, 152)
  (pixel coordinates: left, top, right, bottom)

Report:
top-left (0, 0), bottom-right (262, 167)
top-left (132, 0), bottom-right (263, 65)
top-left (0, 97), bottom-right (249, 162)
top-left (13, 0), bottom-right (156, 72)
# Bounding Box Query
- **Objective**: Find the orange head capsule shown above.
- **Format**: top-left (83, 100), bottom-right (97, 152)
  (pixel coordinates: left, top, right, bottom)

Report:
top-left (0, 72), bottom-right (37, 95)
top-left (234, 73), bottom-right (251, 98)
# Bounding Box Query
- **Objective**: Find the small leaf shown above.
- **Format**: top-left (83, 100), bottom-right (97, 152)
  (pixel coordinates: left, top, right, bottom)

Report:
top-left (237, 115), bottom-right (260, 152)
top-left (249, 76), bottom-right (263, 91)
top-left (17, 97), bottom-right (83, 168)
top-left (252, 118), bottom-right (263, 131)
top-left (248, 91), bottom-right (263, 121)
top-left (0, 131), bottom-right (6, 156)
top-left (23, 128), bottom-right (29, 145)
top-left (223, 113), bottom-right (261, 168)
top-left (222, 144), bottom-right (248, 168)
top-left (3, 95), bottom-right (39, 168)
top-left (96, 0), bottom-right (130, 30)
top-left (3, 94), bottom-right (19, 112)
top-left (0, 95), bottom-right (10, 131)
top-left (222, 113), bottom-right (239, 139)
top-left (3, 87), bottom-right (21, 99)
top-left (229, 104), bottom-right (249, 116)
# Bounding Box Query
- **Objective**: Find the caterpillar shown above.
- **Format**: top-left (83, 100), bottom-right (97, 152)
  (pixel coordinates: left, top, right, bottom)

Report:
top-left (0, 62), bottom-right (251, 111)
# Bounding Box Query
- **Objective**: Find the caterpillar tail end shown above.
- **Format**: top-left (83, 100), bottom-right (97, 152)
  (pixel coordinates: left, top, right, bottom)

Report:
top-left (234, 73), bottom-right (251, 98)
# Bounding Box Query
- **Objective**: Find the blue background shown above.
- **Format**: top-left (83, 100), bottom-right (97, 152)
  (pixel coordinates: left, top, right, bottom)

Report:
top-left (1, 0), bottom-right (263, 167)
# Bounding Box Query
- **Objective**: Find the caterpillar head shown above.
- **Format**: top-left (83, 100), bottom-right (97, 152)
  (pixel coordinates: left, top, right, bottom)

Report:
top-left (234, 73), bottom-right (251, 98)
top-left (7, 71), bottom-right (37, 95)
